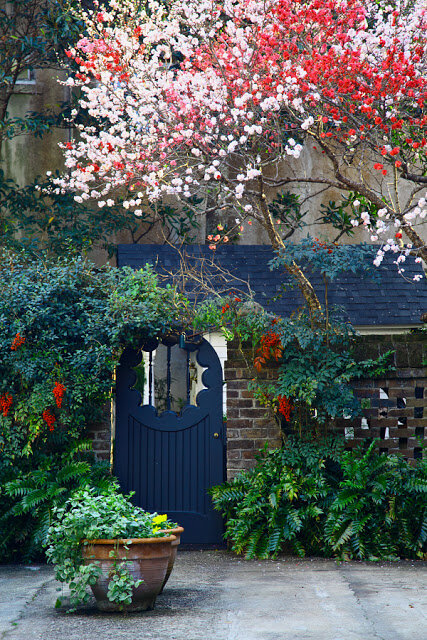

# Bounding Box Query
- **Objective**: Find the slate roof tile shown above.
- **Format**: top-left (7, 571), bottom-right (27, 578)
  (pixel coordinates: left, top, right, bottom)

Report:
top-left (118, 244), bottom-right (427, 327)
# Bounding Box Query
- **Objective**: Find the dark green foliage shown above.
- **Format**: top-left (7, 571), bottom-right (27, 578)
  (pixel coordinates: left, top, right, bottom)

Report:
top-left (195, 295), bottom-right (393, 428)
top-left (270, 237), bottom-right (379, 282)
top-left (210, 438), bottom-right (344, 558)
top-left (325, 442), bottom-right (427, 560)
top-left (319, 196), bottom-right (358, 238)
top-left (0, 170), bottom-right (198, 257)
top-left (247, 310), bottom-right (393, 428)
top-left (0, 0), bottom-right (82, 138)
top-left (268, 192), bottom-right (306, 238)
top-left (0, 253), bottom-right (187, 560)
top-left (0, 440), bottom-right (114, 562)
top-left (210, 438), bottom-right (427, 560)
top-left (270, 313), bottom-right (392, 424)
top-left (317, 192), bottom-right (380, 239)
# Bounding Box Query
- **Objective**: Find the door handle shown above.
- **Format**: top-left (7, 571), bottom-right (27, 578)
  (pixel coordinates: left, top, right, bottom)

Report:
top-left (213, 433), bottom-right (219, 438)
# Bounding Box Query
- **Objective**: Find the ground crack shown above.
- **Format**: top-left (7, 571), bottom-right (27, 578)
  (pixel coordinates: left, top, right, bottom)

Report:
top-left (336, 566), bottom-right (387, 640)
top-left (1, 577), bottom-right (55, 640)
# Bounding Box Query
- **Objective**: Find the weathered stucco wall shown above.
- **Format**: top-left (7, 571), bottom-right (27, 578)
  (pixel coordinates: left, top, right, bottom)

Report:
top-left (3, 69), bottom-right (68, 186)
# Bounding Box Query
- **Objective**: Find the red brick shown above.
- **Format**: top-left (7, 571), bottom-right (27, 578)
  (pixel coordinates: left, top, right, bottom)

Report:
top-left (92, 440), bottom-right (109, 451)
top-left (227, 439), bottom-right (254, 450)
top-left (242, 450), bottom-right (257, 459)
top-left (228, 398), bottom-right (253, 409)
top-left (227, 390), bottom-right (239, 399)
top-left (225, 418), bottom-right (252, 429)
top-left (226, 428), bottom-right (241, 439)
top-left (239, 408), bottom-right (268, 418)
top-left (227, 408), bottom-right (240, 418)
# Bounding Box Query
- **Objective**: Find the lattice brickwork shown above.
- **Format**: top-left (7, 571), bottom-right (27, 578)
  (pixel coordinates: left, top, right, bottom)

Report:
top-left (224, 333), bottom-right (426, 477)
top-left (340, 333), bottom-right (426, 459)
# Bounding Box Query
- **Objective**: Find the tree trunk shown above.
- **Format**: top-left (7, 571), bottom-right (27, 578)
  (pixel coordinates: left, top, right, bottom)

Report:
top-left (257, 194), bottom-right (323, 317)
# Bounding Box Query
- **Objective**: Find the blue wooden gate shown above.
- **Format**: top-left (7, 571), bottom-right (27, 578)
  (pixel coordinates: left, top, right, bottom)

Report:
top-left (114, 336), bottom-right (225, 545)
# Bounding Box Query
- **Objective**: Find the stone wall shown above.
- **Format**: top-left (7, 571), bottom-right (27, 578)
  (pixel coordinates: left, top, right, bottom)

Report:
top-left (224, 332), bottom-right (426, 478)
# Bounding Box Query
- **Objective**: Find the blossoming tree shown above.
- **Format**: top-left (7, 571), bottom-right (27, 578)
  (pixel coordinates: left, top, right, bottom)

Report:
top-left (55, 0), bottom-right (426, 294)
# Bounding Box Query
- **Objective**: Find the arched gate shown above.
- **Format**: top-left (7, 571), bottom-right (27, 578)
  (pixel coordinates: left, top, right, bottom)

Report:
top-left (114, 336), bottom-right (225, 544)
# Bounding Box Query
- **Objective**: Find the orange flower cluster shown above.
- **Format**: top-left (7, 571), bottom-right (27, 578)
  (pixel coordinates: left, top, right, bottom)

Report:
top-left (53, 382), bottom-right (66, 408)
top-left (254, 331), bottom-right (283, 371)
top-left (312, 238), bottom-right (334, 254)
top-left (11, 333), bottom-right (25, 350)
top-left (207, 223), bottom-right (231, 250)
top-left (0, 393), bottom-right (13, 417)
top-left (277, 395), bottom-right (293, 421)
top-left (42, 410), bottom-right (56, 432)
top-left (221, 298), bottom-right (241, 314)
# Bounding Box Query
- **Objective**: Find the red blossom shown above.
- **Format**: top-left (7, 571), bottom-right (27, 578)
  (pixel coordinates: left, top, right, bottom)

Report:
top-left (53, 382), bottom-right (66, 408)
top-left (254, 330), bottom-right (283, 371)
top-left (42, 410), bottom-right (56, 432)
top-left (11, 333), bottom-right (25, 351)
top-left (277, 395), bottom-right (293, 421)
top-left (0, 394), bottom-right (13, 417)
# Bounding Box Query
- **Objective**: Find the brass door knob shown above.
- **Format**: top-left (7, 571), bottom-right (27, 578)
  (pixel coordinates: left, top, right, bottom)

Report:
top-left (213, 433), bottom-right (219, 438)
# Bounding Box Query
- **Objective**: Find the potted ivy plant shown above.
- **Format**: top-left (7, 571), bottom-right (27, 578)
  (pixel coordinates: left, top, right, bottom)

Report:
top-left (45, 485), bottom-right (178, 612)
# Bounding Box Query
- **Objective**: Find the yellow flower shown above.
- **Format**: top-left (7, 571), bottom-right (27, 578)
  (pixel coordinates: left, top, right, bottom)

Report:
top-left (153, 526), bottom-right (160, 533)
top-left (152, 514), bottom-right (167, 525)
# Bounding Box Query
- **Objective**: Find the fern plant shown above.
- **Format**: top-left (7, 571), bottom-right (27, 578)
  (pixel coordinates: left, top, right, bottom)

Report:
top-left (0, 439), bottom-right (115, 561)
top-left (211, 438), bottom-right (427, 560)
top-left (210, 438), bottom-right (344, 558)
top-left (324, 442), bottom-right (427, 560)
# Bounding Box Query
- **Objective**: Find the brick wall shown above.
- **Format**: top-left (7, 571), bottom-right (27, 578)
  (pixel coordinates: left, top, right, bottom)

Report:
top-left (224, 342), bottom-right (282, 479)
top-left (87, 403), bottom-right (112, 463)
top-left (224, 332), bottom-right (426, 477)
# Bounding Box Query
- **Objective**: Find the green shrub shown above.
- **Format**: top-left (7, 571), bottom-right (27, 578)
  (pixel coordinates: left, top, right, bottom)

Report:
top-left (210, 438), bottom-right (427, 560)
top-left (324, 443), bottom-right (427, 560)
top-left (0, 253), bottom-right (187, 560)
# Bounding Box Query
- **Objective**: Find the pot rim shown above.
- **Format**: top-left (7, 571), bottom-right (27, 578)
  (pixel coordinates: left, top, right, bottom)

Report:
top-left (158, 526), bottom-right (184, 535)
top-left (81, 535), bottom-right (177, 545)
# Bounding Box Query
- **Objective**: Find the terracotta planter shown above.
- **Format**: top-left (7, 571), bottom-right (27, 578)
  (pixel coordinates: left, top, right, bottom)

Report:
top-left (81, 535), bottom-right (176, 612)
top-left (158, 526), bottom-right (184, 592)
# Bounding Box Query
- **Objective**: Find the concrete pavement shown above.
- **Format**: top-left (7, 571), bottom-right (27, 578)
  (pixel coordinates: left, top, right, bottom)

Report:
top-left (1, 552), bottom-right (426, 640)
